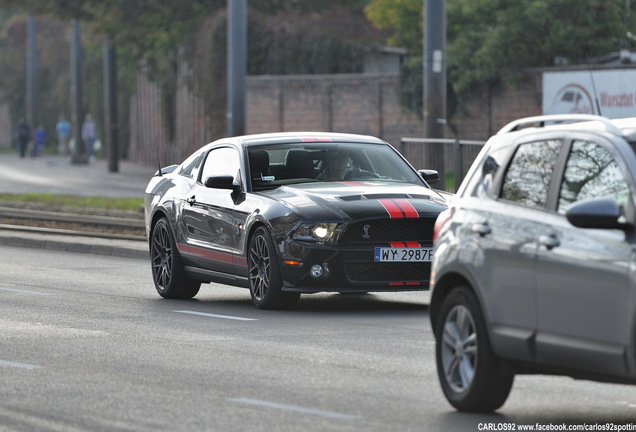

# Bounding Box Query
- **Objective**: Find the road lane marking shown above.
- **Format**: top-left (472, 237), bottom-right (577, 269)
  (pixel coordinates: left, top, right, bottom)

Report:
top-left (173, 310), bottom-right (258, 321)
top-left (0, 287), bottom-right (51, 296)
top-left (228, 398), bottom-right (361, 420)
top-left (0, 320), bottom-right (106, 337)
top-left (0, 359), bottom-right (43, 370)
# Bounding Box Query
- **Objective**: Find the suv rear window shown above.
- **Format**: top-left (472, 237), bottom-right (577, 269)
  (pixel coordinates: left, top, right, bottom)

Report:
top-left (557, 140), bottom-right (630, 213)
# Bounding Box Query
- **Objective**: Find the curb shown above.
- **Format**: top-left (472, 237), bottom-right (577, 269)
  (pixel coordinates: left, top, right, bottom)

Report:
top-left (0, 229), bottom-right (148, 260)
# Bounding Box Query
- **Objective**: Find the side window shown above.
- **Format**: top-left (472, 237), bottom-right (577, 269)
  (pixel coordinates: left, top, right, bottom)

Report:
top-left (557, 140), bottom-right (630, 214)
top-left (467, 151), bottom-right (503, 198)
top-left (500, 139), bottom-right (562, 208)
top-left (200, 147), bottom-right (240, 183)
top-left (179, 152), bottom-right (204, 178)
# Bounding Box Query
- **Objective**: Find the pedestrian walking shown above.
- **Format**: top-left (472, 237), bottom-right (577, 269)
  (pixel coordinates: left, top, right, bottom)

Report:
top-left (56, 115), bottom-right (71, 155)
top-left (81, 113), bottom-right (97, 160)
top-left (32, 124), bottom-right (46, 157)
top-left (13, 118), bottom-right (30, 158)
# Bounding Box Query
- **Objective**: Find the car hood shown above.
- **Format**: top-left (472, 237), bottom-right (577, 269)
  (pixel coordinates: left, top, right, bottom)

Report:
top-left (259, 181), bottom-right (450, 221)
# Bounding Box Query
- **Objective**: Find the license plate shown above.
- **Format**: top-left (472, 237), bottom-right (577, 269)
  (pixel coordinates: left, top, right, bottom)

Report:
top-left (374, 247), bottom-right (434, 262)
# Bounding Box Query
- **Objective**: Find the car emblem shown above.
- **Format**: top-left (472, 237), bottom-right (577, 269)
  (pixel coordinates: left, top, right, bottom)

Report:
top-left (362, 224), bottom-right (371, 239)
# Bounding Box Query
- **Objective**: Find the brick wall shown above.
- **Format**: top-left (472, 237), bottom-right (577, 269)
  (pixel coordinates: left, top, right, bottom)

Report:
top-left (246, 74), bottom-right (429, 149)
top-left (246, 73), bottom-right (544, 145)
top-left (124, 70), bottom-right (543, 166)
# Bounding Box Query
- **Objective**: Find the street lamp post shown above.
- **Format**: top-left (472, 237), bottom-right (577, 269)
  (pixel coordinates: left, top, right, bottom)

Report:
top-left (70, 19), bottom-right (87, 164)
top-left (227, 0), bottom-right (246, 137)
top-left (103, 37), bottom-right (119, 173)
top-left (424, 0), bottom-right (447, 187)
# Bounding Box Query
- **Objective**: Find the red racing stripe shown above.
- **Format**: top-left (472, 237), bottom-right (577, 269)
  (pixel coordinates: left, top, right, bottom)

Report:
top-left (338, 181), bottom-right (382, 187)
top-left (394, 199), bottom-right (419, 218)
top-left (298, 136), bottom-right (332, 142)
top-left (177, 243), bottom-right (191, 254)
top-left (179, 243), bottom-right (233, 264)
top-left (379, 199), bottom-right (404, 218)
top-left (403, 241), bottom-right (421, 248)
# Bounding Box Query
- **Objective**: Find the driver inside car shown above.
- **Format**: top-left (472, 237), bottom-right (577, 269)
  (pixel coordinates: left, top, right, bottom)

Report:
top-left (317, 150), bottom-right (350, 180)
top-left (317, 150), bottom-right (378, 181)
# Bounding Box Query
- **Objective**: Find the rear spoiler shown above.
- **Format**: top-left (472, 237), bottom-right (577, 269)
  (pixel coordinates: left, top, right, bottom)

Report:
top-left (155, 164), bottom-right (179, 176)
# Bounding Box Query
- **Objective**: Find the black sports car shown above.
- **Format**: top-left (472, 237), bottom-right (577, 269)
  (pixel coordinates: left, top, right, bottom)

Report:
top-left (144, 132), bottom-right (451, 309)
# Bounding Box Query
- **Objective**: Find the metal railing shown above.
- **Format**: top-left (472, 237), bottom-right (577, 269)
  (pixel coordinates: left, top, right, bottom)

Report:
top-left (399, 137), bottom-right (485, 192)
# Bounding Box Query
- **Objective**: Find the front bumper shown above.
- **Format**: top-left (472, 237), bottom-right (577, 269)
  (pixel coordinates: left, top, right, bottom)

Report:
top-left (279, 240), bottom-right (431, 293)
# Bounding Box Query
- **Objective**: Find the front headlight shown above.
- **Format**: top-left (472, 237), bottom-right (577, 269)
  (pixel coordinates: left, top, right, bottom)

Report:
top-left (292, 223), bottom-right (338, 242)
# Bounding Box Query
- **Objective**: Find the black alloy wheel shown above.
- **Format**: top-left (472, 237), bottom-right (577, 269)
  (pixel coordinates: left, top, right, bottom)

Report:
top-left (150, 218), bottom-right (200, 299)
top-left (248, 226), bottom-right (299, 309)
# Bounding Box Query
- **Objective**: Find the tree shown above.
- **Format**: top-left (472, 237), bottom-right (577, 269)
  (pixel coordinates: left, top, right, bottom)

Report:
top-left (364, 0), bottom-right (422, 52)
top-left (0, 0), bottom-right (228, 144)
top-left (447, 0), bottom-right (631, 94)
top-left (0, 0), bottom-right (388, 159)
top-left (365, 0), bottom-right (635, 117)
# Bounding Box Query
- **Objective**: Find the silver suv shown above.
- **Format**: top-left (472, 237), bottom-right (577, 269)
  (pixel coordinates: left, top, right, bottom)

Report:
top-left (430, 114), bottom-right (636, 412)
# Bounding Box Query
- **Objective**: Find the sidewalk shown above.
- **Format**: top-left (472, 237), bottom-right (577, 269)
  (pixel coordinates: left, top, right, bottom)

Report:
top-left (0, 153), bottom-right (158, 259)
top-left (0, 153), bottom-right (157, 197)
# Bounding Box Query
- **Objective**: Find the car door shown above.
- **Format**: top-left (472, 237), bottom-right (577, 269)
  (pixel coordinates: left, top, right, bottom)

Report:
top-left (474, 138), bottom-right (563, 361)
top-left (181, 146), bottom-right (242, 275)
top-left (536, 137), bottom-right (633, 375)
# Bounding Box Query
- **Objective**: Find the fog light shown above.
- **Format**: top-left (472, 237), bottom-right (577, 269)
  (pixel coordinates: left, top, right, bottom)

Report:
top-left (310, 265), bottom-right (323, 278)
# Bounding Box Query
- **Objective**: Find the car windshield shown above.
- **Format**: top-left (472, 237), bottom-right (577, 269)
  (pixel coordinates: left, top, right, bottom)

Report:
top-left (248, 142), bottom-right (423, 191)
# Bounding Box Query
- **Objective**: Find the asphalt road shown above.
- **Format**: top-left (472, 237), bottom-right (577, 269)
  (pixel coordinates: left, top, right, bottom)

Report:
top-left (1, 246), bottom-right (636, 432)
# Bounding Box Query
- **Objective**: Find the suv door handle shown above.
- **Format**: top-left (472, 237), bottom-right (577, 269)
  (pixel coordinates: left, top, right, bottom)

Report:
top-left (471, 223), bottom-right (491, 237)
top-left (186, 195), bottom-right (197, 206)
top-left (538, 234), bottom-right (560, 250)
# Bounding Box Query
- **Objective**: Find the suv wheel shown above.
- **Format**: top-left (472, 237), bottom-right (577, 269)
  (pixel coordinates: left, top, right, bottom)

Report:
top-left (435, 286), bottom-right (513, 412)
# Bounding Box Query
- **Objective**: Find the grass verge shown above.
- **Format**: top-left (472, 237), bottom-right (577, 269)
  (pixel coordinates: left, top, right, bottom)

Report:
top-left (0, 193), bottom-right (144, 211)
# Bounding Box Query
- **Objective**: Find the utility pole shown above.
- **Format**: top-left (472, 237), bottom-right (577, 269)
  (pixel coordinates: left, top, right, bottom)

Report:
top-left (71, 19), bottom-right (87, 164)
top-left (423, 0), bottom-right (447, 186)
top-left (26, 16), bottom-right (36, 129)
top-left (424, 0), bottom-right (446, 137)
top-left (103, 37), bottom-right (119, 173)
top-left (227, 0), bottom-right (246, 137)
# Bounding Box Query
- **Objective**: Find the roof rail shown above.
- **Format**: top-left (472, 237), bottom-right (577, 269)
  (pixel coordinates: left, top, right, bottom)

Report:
top-left (497, 114), bottom-right (623, 136)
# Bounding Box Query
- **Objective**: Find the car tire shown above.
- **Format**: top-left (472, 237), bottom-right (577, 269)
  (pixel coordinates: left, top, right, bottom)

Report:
top-left (435, 286), bottom-right (513, 412)
top-left (248, 226), bottom-right (300, 309)
top-left (150, 218), bottom-right (201, 299)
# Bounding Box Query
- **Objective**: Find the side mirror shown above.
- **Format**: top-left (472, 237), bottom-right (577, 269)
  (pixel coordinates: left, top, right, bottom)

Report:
top-left (418, 169), bottom-right (440, 185)
top-left (565, 197), bottom-right (630, 230)
top-left (482, 156), bottom-right (499, 176)
top-left (204, 175), bottom-right (241, 193)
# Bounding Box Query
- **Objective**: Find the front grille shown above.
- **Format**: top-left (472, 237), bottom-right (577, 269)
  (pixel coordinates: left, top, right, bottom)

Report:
top-left (345, 261), bottom-right (431, 283)
top-left (339, 218), bottom-right (435, 244)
